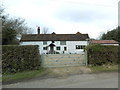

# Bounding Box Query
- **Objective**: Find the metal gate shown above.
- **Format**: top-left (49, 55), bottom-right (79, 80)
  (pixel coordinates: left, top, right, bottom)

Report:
top-left (41, 53), bottom-right (87, 67)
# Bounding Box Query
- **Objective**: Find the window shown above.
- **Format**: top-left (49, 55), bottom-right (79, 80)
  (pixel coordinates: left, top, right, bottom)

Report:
top-left (52, 41), bottom-right (55, 43)
top-left (76, 45), bottom-right (85, 49)
top-left (60, 41), bottom-right (66, 45)
top-left (64, 47), bottom-right (67, 51)
top-left (43, 47), bottom-right (47, 50)
top-left (76, 45), bottom-right (81, 49)
top-left (43, 41), bottom-right (47, 45)
top-left (56, 47), bottom-right (60, 50)
top-left (81, 45), bottom-right (85, 49)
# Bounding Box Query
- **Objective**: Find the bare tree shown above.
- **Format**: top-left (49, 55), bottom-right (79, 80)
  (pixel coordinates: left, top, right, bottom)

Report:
top-left (42, 27), bottom-right (49, 34)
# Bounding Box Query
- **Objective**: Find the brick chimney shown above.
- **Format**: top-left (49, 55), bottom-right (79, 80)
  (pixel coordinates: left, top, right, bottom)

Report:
top-left (51, 32), bottom-right (56, 34)
top-left (37, 27), bottom-right (40, 34)
top-left (76, 32), bottom-right (81, 35)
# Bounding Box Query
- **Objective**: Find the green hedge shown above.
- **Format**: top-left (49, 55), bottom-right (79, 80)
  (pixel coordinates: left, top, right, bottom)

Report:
top-left (2, 45), bottom-right (41, 73)
top-left (86, 44), bottom-right (119, 66)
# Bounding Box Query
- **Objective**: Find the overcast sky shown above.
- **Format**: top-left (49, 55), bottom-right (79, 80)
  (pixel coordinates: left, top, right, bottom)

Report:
top-left (1, 0), bottom-right (119, 39)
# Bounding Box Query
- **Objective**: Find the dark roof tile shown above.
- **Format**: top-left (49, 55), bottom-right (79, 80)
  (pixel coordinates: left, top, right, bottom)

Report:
top-left (91, 40), bottom-right (119, 44)
top-left (20, 33), bottom-right (89, 41)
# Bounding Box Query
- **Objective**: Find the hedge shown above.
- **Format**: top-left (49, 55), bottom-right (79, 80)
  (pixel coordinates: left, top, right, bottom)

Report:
top-left (86, 44), bottom-right (120, 66)
top-left (2, 45), bottom-right (41, 73)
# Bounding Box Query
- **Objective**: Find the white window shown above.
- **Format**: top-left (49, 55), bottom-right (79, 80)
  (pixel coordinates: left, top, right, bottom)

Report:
top-left (64, 47), bottom-right (67, 51)
top-left (43, 41), bottom-right (47, 45)
top-left (81, 45), bottom-right (86, 49)
top-left (76, 45), bottom-right (85, 49)
top-left (43, 47), bottom-right (47, 50)
top-left (56, 46), bottom-right (61, 50)
top-left (76, 45), bottom-right (81, 49)
top-left (60, 41), bottom-right (66, 45)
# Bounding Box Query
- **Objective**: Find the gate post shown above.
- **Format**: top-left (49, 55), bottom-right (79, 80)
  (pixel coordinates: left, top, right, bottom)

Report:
top-left (85, 50), bottom-right (88, 66)
top-left (41, 54), bottom-right (44, 67)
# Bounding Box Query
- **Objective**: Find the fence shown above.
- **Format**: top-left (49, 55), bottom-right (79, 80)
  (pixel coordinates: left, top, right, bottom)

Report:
top-left (41, 53), bottom-right (87, 67)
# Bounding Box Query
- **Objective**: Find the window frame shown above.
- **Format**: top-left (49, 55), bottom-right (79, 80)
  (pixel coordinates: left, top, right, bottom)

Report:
top-left (64, 47), bottom-right (67, 51)
top-left (81, 45), bottom-right (85, 49)
top-left (60, 41), bottom-right (66, 45)
top-left (76, 45), bottom-right (81, 49)
top-left (56, 46), bottom-right (61, 50)
top-left (76, 45), bottom-right (85, 49)
top-left (43, 41), bottom-right (47, 45)
top-left (43, 47), bottom-right (47, 50)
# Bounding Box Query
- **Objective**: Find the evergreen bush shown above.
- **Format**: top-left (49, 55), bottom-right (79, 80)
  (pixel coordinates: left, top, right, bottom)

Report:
top-left (86, 44), bottom-right (119, 66)
top-left (2, 45), bottom-right (41, 73)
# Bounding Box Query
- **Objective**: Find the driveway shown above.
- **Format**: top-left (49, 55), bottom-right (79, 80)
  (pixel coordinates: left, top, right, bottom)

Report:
top-left (2, 71), bottom-right (118, 88)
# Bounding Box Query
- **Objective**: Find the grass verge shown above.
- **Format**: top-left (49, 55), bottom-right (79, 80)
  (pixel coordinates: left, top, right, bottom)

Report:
top-left (2, 68), bottom-right (49, 83)
top-left (89, 65), bottom-right (118, 73)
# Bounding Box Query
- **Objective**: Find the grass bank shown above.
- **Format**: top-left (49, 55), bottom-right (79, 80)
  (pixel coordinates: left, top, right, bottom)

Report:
top-left (2, 68), bottom-right (49, 84)
top-left (89, 65), bottom-right (118, 73)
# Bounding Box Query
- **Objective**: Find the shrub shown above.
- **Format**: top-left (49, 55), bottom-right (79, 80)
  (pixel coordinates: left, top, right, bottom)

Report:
top-left (86, 44), bottom-right (119, 66)
top-left (2, 45), bottom-right (41, 73)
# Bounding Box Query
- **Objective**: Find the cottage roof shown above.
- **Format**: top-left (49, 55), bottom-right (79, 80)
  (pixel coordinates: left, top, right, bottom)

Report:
top-left (91, 40), bottom-right (119, 44)
top-left (20, 33), bottom-right (89, 41)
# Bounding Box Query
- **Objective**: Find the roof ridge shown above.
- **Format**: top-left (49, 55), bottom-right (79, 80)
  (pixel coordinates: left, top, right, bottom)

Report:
top-left (22, 33), bottom-right (88, 35)
top-left (21, 33), bottom-right (89, 41)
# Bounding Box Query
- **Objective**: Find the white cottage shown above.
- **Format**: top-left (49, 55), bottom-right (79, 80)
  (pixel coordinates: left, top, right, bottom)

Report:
top-left (20, 31), bottom-right (89, 54)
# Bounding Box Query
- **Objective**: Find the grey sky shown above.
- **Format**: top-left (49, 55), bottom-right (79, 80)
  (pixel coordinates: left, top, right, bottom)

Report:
top-left (1, 0), bottom-right (119, 39)
top-left (118, 1), bottom-right (120, 26)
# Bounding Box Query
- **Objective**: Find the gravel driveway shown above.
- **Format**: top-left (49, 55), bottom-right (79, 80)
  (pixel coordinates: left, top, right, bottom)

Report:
top-left (2, 71), bottom-right (118, 88)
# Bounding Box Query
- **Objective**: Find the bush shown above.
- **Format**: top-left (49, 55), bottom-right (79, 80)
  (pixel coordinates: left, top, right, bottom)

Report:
top-left (2, 45), bottom-right (41, 73)
top-left (86, 44), bottom-right (119, 66)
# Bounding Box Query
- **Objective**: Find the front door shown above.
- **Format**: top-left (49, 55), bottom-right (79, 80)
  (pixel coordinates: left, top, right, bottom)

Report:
top-left (50, 46), bottom-right (54, 54)
top-left (49, 43), bottom-right (55, 54)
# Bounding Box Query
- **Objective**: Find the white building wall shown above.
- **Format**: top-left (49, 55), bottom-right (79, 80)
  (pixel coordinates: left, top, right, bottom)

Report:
top-left (67, 41), bottom-right (87, 54)
top-left (20, 41), bottom-right (88, 54)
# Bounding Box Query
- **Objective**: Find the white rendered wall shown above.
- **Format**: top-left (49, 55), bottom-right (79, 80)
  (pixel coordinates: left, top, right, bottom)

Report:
top-left (67, 41), bottom-right (87, 54)
top-left (20, 41), bottom-right (88, 54)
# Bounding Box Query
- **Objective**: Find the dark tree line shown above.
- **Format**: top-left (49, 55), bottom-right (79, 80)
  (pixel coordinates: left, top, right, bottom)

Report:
top-left (100, 27), bottom-right (120, 43)
top-left (0, 5), bottom-right (32, 45)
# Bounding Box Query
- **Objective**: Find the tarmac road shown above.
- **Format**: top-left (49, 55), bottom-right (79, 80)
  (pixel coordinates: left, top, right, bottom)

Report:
top-left (2, 71), bottom-right (118, 88)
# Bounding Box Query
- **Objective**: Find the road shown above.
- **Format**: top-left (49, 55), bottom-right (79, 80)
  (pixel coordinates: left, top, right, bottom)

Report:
top-left (2, 72), bottom-right (118, 88)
